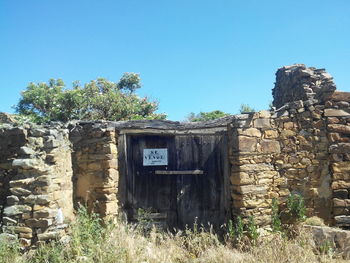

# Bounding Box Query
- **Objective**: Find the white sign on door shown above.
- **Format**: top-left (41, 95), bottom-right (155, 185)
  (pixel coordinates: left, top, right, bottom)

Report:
top-left (143, 148), bottom-right (168, 166)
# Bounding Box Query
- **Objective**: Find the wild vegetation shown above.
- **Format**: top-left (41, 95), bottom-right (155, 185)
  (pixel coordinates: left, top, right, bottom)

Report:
top-left (0, 196), bottom-right (347, 263)
top-left (15, 73), bottom-right (166, 123)
top-left (186, 104), bottom-right (256, 122)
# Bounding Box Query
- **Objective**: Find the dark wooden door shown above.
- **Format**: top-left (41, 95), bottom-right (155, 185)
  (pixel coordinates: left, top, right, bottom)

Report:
top-left (124, 133), bottom-right (229, 229)
top-left (175, 135), bottom-right (229, 228)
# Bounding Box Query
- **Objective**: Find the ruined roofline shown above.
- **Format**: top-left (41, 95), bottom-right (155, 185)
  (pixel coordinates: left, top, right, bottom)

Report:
top-left (69, 115), bottom-right (236, 131)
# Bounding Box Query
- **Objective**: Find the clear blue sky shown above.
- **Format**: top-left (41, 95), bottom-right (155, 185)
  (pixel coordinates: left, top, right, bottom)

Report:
top-left (1, 1), bottom-right (349, 121)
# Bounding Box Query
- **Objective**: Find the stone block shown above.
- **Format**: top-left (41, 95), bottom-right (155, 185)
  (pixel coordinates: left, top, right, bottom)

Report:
top-left (25, 218), bottom-right (53, 228)
top-left (333, 207), bottom-right (349, 216)
top-left (332, 181), bottom-right (350, 190)
top-left (9, 178), bottom-right (34, 188)
top-left (230, 172), bottom-right (254, 185)
top-left (329, 143), bottom-right (350, 154)
top-left (334, 215), bottom-right (350, 225)
top-left (102, 160), bottom-right (118, 169)
top-left (37, 231), bottom-right (60, 241)
top-left (44, 138), bottom-right (60, 148)
top-left (238, 163), bottom-right (273, 172)
top-left (260, 139), bottom-right (280, 153)
top-left (332, 162), bottom-right (350, 173)
top-left (28, 137), bottom-right (44, 147)
top-left (330, 91), bottom-right (350, 102)
top-left (333, 173), bottom-right (350, 180)
top-left (33, 208), bottom-right (57, 219)
top-left (259, 110), bottom-right (271, 118)
top-left (35, 175), bottom-right (52, 186)
top-left (325, 109), bottom-right (350, 117)
top-left (253, 118), bottom-right (271, 128)
top-left (280, 130), bottom-right (296, 138)
top-left (328, 124), bottom-right (350, 134)
top-left (30, 128), bottom-right (46, 137)
top-left (238, 128), bottom-right (261, 137)
top-left (334, 189), bottom-right (349, 199)
top-left (6, 195), bottom-right (19, 206)
top-left (264, 130), bottom-right (278, 139)
top-left (328, 133), bottom-right (341, 143)
top-left (19, 146), bottom-right (35, 155)
top-left (12, 159), bottom-right (38, 169)
top-left (237, 136), bottom-right (258, 152)
top-left (19, 233), bottom-right (33, 239)
top-left (334, 198), bottom-right (346, 208)
top-left (24, 194), bottom-right (50, 205)
top-left (235, 185), bottom-right (268, 195)
top-left (10, 226), bottom-right (33, 234)
top-left (3, 205), bottom-right (32, 216)
top-left (307, 225), bottom-right (350, 259)
top-left (283, 122), bottom-right (294, 129)
top-left (2, 217), bottom-right (17, 225)
top-left (87, 162), bottom-right (101, 170)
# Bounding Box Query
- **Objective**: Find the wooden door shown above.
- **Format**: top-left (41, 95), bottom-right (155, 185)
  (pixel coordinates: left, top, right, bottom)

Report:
top-left (122, 133), bottom-right (229, 229)
top-left (175, 135), bottom-right (229, 229)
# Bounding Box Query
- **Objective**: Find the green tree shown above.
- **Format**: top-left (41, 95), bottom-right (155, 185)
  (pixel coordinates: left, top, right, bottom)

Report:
top-left (239, 104), bottom-right (255, 113)
top-left (186, 110), bottom-right (230, 122)
top-left (16, 73), bottom-right (166, 123)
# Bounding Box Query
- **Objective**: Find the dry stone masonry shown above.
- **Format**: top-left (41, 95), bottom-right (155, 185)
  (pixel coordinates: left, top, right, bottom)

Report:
top-left (0, 124), bottom-right (74, 247)
top-left (1, 64), bottom-right (350, 248)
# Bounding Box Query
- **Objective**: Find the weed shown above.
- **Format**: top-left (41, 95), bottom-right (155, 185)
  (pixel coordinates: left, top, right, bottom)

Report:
top-left (246, 216), bottom-right (259, 244)
top-left (271, 198), bottom-right (282, 232)
top-left (235, 216), bottom-right (244, 242)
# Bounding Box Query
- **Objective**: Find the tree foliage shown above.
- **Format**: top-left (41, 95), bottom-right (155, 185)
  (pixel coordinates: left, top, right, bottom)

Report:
top-left (239, 104), bottom-right (255, 113)
top-left (16, 73), bottom-right (166, 123)
top-left (186, 110), bottom-right (230, 122)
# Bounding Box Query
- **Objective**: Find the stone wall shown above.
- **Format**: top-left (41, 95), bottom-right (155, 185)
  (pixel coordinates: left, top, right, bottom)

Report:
top-left (228, 65), bottom-right (350, 228)
top-left (326, 91), bottom-right (350, 227)
top-left (272, 64), bottom-right (336, 109)
top-left (70, 122), bottom-right (119, 219)
top-left (0, 124), bottom-right (74, 247)
top-left (1, 64), bottom-right (350, 248)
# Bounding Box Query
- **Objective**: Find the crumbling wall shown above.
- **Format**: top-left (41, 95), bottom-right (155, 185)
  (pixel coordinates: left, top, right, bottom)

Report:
top-left (70, 123), bottom-right (119, 219)
top-left (272, 64), bottom-right (336, 109)
top-left (0, 124), bottom-right (74, 247)
top-left (326, 91), bottom-right (350, 228)
top-left (229, 65), bottom-right (344, 226)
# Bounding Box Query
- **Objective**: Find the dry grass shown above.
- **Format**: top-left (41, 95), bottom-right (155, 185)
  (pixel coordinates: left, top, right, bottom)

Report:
top-left (0, 209), bottom-right (348, 263)
top-left (304, 216), bottom-right (326, 226)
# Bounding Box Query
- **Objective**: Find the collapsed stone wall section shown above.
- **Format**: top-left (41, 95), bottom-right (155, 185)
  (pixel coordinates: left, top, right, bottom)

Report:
top-left (229, 64), bottom-right (341, 226)
top-left (0, 124), bottom-right (74, 247)
top-left (70, 123), bottom-right (119, 219)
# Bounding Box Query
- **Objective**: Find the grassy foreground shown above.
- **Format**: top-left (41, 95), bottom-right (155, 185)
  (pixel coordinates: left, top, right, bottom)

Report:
top-left (0, 207), bottom-right (347, 263)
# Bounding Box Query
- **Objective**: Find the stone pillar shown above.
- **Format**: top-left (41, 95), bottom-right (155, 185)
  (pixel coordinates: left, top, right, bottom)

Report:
top-left (229, 111), bottom-right (281, 225)
top-left (70, 123), bottom-right (119, 220)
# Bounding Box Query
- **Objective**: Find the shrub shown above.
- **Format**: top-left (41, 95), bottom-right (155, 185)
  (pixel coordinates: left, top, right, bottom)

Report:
top-left (286, 194), bottom-right (306, 222)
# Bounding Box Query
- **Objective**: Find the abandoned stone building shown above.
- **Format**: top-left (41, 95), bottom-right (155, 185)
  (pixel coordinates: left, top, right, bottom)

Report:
top-left (1, 64), bottom-right (350, 247)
